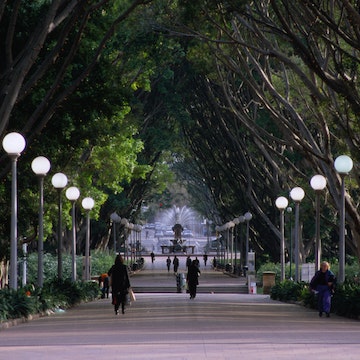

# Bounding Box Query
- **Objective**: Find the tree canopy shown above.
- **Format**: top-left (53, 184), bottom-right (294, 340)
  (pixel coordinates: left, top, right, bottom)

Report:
top-left (1, 0), bottom-right (360, 269)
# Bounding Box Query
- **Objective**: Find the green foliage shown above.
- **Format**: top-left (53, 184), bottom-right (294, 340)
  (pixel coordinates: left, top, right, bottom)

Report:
top-left (270, 280), bottom-right (305, 302)
top-left (257, 262), bottom-right (281, 284)
top-left (90, 252), bottom-right (116, 276)
top-left (270, 274), bottom-right (360, 319)
top-left (332, 283), bottom-right (360, 319)
top-left (25, 253), bottom-right (81, 284)
top-left (23, 251), bottom-right (120, 285)
top-left (40, 279), bottom-right (100, 310)
top-left (0, 279), bottom-right (100, 323)
top-left (0, 288), bottom-right (37, 321)
top-left (0, 251), bottom-right (123, 322)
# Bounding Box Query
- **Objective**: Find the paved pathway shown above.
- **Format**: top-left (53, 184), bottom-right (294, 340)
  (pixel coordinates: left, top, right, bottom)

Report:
top-left (1, 256), bottom-right (360, 359)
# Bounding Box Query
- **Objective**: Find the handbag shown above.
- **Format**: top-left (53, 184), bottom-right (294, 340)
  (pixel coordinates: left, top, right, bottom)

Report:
top-left (129, 288), bottom-right (136, 302)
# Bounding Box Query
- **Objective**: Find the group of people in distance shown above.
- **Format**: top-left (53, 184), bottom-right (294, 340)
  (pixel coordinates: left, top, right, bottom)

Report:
top-left (165, 254), bottom-right (208, 274)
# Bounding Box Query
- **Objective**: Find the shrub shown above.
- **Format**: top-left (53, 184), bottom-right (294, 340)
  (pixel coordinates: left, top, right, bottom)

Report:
top-left (0, 279), bottom-right (100, 322)
top-left (270, 280), bottom-right (305, 302)
top-left (332, 283), bottom-right (360, 319)
top-left (0, 287), bottom-right (39, 320)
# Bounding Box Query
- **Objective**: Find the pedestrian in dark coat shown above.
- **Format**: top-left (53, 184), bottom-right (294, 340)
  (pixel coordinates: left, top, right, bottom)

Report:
top-left (203, 254), bottom-right (208, 267)
top-left (108, 255), bottom-right (131, 315)
top-left (166, 256), bottom-right (171, 272)
top-left (187, 260), bottom-right (201, 299)
top-left (310, 261), bottom-right (335, 317)
top-left (186, 256), bottom-right (192, 269)
top-left (173, 256), bottom-right (179, 274)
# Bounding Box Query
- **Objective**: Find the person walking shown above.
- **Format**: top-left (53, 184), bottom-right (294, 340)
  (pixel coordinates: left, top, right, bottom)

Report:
top-left (203, 254), bottom-right (208, 267)
top-left (151, 252), bottom-right (155, 263)
top-left (187, 260), bottom-right (201, 299)
top-left (108, 255), bottom-right (131, 315)
top-left (173, 255), bottom-right (179, 274)
top-left (194, 257), bottom-right (200, 267)
top-left (186, 256), bottom-right (192, 269)
top-left (310, 261), bottom-right (336, 317)
top-left (166, 256), bottom-right (171, 272)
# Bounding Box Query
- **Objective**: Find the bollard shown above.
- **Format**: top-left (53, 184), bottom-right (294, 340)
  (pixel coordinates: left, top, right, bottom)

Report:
top-left (176, 273), bottom-right (182, 293)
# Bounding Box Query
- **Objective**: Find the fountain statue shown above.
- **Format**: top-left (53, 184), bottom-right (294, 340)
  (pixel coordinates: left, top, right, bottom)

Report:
top-left (156, 206), bottom-right (198, 254)
top-left (170, 223), bottom-right (184, 251)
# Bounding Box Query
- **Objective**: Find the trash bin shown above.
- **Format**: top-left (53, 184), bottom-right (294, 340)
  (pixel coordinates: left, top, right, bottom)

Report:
top-left (176, 273), bottom-right (185, 293)
top-left (250, 282), bottom-right (257, 294)
top-left (262, 271), bottom-right (276, 294)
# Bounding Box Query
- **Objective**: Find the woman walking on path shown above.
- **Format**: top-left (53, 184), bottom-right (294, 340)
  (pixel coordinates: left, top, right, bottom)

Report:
top-left (310, 261), bottom-right (335, 317)
top-left (187, 260), bottom-right (201, 299)
top-left (173, 255), bottom-right (179, 274)
top-left (108, 255), bottom-right (131, 315)
top-left (166, 256), bottom-right (171, 272)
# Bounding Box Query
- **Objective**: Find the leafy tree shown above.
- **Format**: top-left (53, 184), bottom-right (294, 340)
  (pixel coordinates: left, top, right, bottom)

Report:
top-left (153, 0), bottom-right (360, 261)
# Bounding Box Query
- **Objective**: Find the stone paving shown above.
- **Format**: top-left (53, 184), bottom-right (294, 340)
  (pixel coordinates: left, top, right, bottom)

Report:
top-left (1, 256), bottom-right (360, 359)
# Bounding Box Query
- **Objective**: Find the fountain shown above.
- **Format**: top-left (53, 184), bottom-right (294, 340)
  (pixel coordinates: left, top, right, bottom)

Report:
top-left (156, 205), bottom-right (199, 228)
top-left (155, 206), bottom-right (200, 254)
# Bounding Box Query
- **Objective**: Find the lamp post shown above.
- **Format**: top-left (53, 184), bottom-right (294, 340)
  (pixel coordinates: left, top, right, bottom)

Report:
top-left (66, 186), bottom-right (80, 282)
top-left (110, 212), bottom-right (121, 254)
top-left (275, 196), bottom-right (289, 281)
top-left (22, 242), bottom-right (28, 286)
top-left (82, 197), bottom-right (94, 281)
top-left (121, 218), bottom-right (129, 260)
top-left (206, 219), bottom-right (213, 251)
top-left (244, 212), bottom-right (252, 269)
top-left (228, 221), bottom-right (235, 268)
top-left (224, 222), bottom-right (229, 265)
top-left (334, 155), bottom-right (353, 283)
top-left (237, 216), bottom-right (245, 272)
top-left (290, 187), bottom-right (305, 282)
top-left (51, 173), bottom-right (68, 279)
top-left (31, 156), bottom-right (51, 287)
top-left (128, 222), bottom-right (134, 265)
top-left (2, 132), bottom-right (26, 289)
top-left (233, 217), bottom-right (240, 268)
top-left (136, 224), bottom-right (143, 259)
top-left (310, 175), bottom-right (327, 271)
top-left (286, 207), bottom-right (293, 279)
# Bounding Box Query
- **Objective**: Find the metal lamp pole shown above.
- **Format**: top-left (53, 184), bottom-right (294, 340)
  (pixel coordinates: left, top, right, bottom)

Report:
top-left (286, 207), bottom-right (293, 279)
top-left (290, 187), bottom-right (305, 282)
top-left (66, 186), bottom-right (80, 282)
top-left (2, 132), bottom-right (26, 290)
top-left (82, 197), bottom-right (95, 281)
top-left (334, 155), bottom-right (353, 283)
top-left (310, 175), bottom-right (327, 271)
top-left (244, 212), bottom-right (252, 269)
top-left (276, 196), bottom-right (289, 281)
top-left (51, 173), bottom-right (68, 279)
top-left (31, 156), bottom-right (51, 287)
top-left (110, 212), bottom-right (121, 254)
